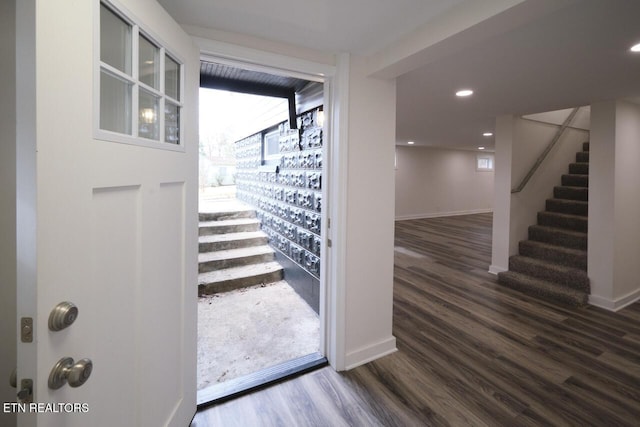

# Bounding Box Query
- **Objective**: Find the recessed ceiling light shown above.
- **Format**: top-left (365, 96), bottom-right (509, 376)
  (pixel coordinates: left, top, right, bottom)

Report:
top-left (407, 141), bottom-right (415, 145)
top-left (478, 146), bottom-right (485, 150)
top-left (483, 132), bottom-right (493, 137)
top-left (456, 89), bottom-right (474, 97)
top-left (630, 43), bottom-right (640, 52)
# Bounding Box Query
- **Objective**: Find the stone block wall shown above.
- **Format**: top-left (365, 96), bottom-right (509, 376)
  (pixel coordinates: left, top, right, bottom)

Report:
top-left (235, 108), bottom-right (323, 310)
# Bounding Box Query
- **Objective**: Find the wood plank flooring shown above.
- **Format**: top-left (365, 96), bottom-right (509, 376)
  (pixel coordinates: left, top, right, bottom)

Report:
top-left (192, 213), bottom-right (640, 426)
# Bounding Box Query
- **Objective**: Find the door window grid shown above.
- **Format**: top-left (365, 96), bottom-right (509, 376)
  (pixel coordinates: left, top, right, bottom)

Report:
top-left (98, 1), bottom-right (183, 147)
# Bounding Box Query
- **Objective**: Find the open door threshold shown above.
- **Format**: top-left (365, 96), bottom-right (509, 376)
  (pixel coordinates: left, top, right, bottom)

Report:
top-left (197, 352), bottom-right (327, 408)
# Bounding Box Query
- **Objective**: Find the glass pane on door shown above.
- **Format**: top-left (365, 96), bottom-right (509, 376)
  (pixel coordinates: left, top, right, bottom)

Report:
top-left (100, 71), bottom-right (132, 134)
top-left (165, 102), bottom-right (180, 144)
top-left (100, 4), bottom-right (131, 75)
top-left (165, 55), bottom-right (180, 101)
top-left (139, 89), bottom-right (160, 140)
top-left (139, 35), bottom-right (159, 89)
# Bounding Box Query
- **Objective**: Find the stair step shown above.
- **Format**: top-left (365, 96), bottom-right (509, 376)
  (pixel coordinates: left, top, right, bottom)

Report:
top-left (199, 231), bottom-right (268, 252)
top-left (583, 142), bottom-right (590, 152)
top-left (508, 256), bottom-right (590, 292)
top-left (554, 186), bottom-right (588, 201)
top-left (199, 218), bottom-right (261, 235)
top-left (198, 261), bottom-right (284, 295)
top-left (545, 198), bottom-right (588, 216)
top-left (569, 162), bottom-right (589, 175)
top-left (576, 151), bottom-right (589, 163)
top-left (537, 211), bottom-right (588, 232)
top-left (198, 245), bottom-right (275, 273)
top-left (528, 225), bottom-right (587, 250)
top-left (519, 240), bottom-right (587, 270)
top-left (561, 174), bottom-right (588, 188)
top-left (497, 271), bottom-right (588, 306)
top-left (199, 210), bottom-right (255, 222)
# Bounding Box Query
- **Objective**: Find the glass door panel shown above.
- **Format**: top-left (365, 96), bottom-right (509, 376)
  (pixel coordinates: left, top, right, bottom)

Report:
top-left (139, 89), bottom-right (160, 140)
top-left (165, 55), bottom-right (180, 101)
top-left (139, 35), bottom-right (159, 89)
top-left (100, 4), bottom-right (131, 75)
top-left (100, 71), bottom-right (132, 134)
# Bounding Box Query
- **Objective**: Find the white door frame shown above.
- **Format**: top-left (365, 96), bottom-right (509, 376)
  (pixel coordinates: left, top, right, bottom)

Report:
top-left (15, 3), bottom-right (38, 423)
top-left (195, 38), bottom-right (350, 370)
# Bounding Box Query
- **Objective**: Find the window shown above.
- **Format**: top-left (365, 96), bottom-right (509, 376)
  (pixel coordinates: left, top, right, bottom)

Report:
top-left (262, 128), bottom-right (281, 165)
top-left (97, 2), bottom-right (183, 148)
top-left (477, 154), bottom-right (494, 171)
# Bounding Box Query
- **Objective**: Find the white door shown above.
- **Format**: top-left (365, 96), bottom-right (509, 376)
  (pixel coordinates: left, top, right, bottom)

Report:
top-left (15, 1), bottom-right (199, 426)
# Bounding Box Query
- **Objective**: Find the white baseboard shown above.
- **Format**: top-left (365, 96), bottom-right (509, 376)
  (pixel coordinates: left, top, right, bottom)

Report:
top-left (488, 265), bottom-right (507, 275)
top-left (589, 288), bottom-right (640, 312)
top-left (344, 336), bottom-right (397, 370)
top-left (396, 209), bottom-right (492, 221)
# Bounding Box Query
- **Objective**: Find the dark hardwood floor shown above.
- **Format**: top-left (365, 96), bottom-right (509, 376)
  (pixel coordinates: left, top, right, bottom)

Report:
top-left (192, 213), bottom-right (640, 426)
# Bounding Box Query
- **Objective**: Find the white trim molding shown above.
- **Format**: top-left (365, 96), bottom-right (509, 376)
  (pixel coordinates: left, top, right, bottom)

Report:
top-left (589, 289), bottom-right (640, 312)
top-left (344, 336), bottom-right (397, 371)
top-left (488, 265), bottom-right (508, 275)
top-left (325, 53), bottom-right (350, 371)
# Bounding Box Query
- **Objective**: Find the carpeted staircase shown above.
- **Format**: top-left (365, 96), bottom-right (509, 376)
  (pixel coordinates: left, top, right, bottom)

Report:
top-left (498, 142), bottom-right (590, 306)
top-left (198, 208), bottom-right (283, 295)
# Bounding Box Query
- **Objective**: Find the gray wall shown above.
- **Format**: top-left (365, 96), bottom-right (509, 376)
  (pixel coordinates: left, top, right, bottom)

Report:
top-left (395, 146), bottom-right (494, 220)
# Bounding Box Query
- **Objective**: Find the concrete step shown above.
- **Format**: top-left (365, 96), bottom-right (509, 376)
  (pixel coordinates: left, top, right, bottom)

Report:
top-left (583, 142), bottom-right (590, 152)
top-left (519, 240), bottom-right (587, 270)
top-left (199, 218), bottom-right (261, 235)
top-left (199, 231), bottom-right (268, 252)
top-left (569, 162), bottom-right (589, 175)
top-left (560, 174), bottom-right (588, 188)
top-left (528, 225), bottom-right (587, 250)
top-left (199, 245), bottom-right (275, 273)
top-left (498, 271), bottom-right (588, 306)
top-left (199, 209), bottom-right (255, 222)
top-left (508, 255), bottom-right (590, 292)
top-left (537, 211), bottom-right (588, 232)
top-left (554, 186), bottom-right (588, 201)
top-left (198, 262), bottom-right (284, 295)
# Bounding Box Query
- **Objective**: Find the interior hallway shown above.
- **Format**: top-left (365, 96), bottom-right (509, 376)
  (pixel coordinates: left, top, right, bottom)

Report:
top-left (192, 213), bottom-right (640, 426)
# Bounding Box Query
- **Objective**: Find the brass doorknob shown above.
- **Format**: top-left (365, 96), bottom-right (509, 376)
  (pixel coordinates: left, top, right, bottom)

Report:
top-left (48, 357), bottom-right (93, 389)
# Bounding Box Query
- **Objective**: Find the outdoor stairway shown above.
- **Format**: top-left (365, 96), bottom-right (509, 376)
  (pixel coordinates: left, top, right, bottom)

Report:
top-left (498, 141), bottom-right (590, 306)
top-left (198, 208), bottom-right (283, 295)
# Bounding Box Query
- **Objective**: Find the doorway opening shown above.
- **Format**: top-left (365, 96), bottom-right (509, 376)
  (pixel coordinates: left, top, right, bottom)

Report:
top-left (196, 61), bottom-right (327, 405)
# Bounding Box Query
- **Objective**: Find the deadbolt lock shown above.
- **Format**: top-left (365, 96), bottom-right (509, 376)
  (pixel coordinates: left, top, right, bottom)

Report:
top-left (48, 357), bottom-right (93, 389)
top-left (49, 301), bottom-right (79, 331)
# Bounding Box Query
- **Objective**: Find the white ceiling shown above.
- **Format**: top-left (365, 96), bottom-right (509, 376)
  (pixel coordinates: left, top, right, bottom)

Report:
top-left (157, 0), bottom-right (466, 55)
top-left (158, 0), bottom-right (640, 151)
top-left (396, 0), bottom-right (640, 150)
